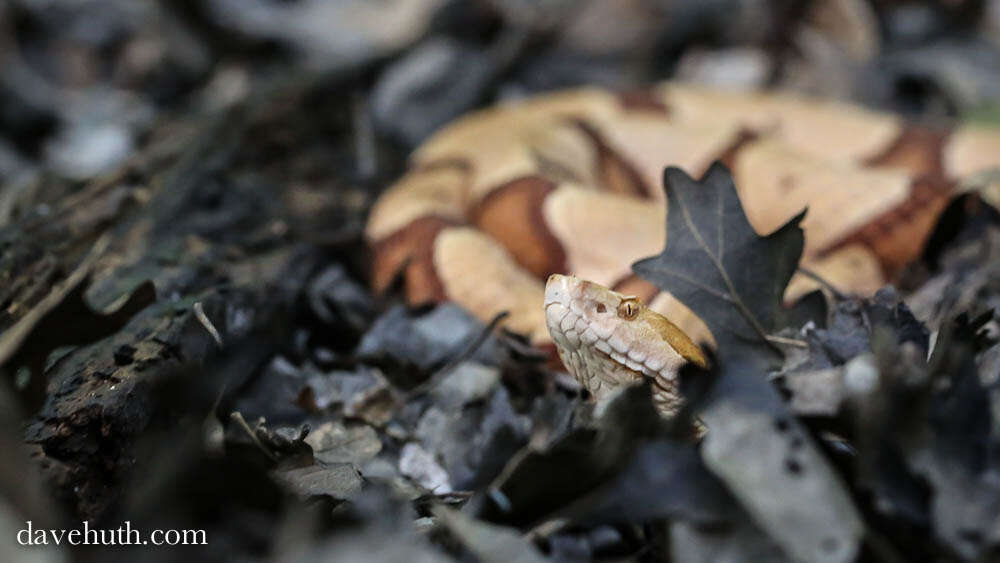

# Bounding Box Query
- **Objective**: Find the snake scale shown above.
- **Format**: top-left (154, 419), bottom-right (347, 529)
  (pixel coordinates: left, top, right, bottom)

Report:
top-left (365, 82), bottom-right (1000, 412)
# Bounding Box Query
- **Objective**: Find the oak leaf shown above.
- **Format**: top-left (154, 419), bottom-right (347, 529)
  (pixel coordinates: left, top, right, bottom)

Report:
top-left (633, 163), bottom-right (824, 371)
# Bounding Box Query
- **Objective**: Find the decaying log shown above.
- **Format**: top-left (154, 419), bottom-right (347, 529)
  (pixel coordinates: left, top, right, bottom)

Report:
top-left (0, 77), bottom-right (371, 519)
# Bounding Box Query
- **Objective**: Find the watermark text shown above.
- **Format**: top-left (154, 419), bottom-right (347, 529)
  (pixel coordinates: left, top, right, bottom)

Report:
top-left (17, 521), bottom-right (206, 546)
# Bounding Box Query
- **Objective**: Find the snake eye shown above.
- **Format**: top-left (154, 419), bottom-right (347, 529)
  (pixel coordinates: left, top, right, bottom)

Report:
top-left (596, 303), bottom-right (606, 313)
top-left (617, 298), bottom-right (640, 320)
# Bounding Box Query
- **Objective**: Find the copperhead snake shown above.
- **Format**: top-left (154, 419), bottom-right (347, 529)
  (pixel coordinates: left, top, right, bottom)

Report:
top-left (365, 82), bottom-right (1000, 411)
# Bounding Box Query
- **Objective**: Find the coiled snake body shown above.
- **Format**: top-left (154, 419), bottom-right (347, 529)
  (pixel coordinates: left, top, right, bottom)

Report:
top-left (366, 82), bottom-right (1000, 411)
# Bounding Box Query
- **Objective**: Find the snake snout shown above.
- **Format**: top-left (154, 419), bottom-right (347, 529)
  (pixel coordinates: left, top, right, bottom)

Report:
top-left (544, 274), bottom-right (571, 306)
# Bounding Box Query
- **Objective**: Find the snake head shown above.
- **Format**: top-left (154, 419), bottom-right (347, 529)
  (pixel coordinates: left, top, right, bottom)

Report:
top-left (544, 274), bottom-right (707, 413)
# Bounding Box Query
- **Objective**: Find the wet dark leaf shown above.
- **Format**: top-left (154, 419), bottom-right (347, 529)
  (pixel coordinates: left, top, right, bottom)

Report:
top-left (470, 383), bottom-right (665, 527)
top-left (670, 519), bottom-right (789, 563)
top-left (356, 304), bottom-right (503, 378)
top-left (273, 464), bottom-right (364, 500)
top-left (550, 440), bottom-right (739, 527)
top-left (700, 381), bottom-right (863, 563)
top-left (416, 382), bottom-right (530, 491)
top-left (231, 358), bottom-right (317, 424)
top-left (432, 505), bottom-right (548, 563)
top-left (306, 264), bottom-right (377, 342)
top-left (305, 421), bottom-right (382, 466)
top-left (913, 316), bottom-right (998, 558)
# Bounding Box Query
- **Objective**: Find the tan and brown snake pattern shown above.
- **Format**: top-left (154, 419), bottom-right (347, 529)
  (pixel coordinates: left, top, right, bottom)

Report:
top-left (366, 82), bottom-right (1000, 410)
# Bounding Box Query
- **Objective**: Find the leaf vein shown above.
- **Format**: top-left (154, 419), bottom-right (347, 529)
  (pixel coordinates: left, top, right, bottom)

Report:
top-left (647, 267), bottom-right (733, 302)
top-left (672, 170), bottom-right (777, 348)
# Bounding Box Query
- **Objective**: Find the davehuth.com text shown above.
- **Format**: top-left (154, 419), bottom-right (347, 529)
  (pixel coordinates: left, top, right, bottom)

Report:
top-left (17, 521), bottom-right (207, 546)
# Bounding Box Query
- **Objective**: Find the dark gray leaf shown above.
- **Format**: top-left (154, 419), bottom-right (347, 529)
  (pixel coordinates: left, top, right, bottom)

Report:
top-left (356, 304), bottom-right (503, 374)
top-left (633, 163), bottom-right (823, 372)
top-left (864, 316), bottom-right (1000, 560)
top-left (633, 164), bottom-right (861, 561)
top-left (273, 464), bottom-right (363, 500)
top-left (670, 519), bottom-right (789, 563)
top-left (550, 440), bottom-right (739, 527)
top-left (307, 264), bottom-right (377, 337)
top-left (304, 422), bottom-right (382, 465)
top-left (432, 506), bottom-right (549, 563)
top-left (416, 385), bottom-right (530, 490)
top-left (470, 383), bottom-right (665, 527)
top-left (700, 393), bottom-right (863, 563)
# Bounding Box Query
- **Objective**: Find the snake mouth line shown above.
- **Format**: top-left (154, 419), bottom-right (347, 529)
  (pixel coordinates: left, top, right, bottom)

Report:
top-left (592, 348), bottom-right (679, 405)
top-left (593, 348), bottom-right (645, 381)
top-left (593, 346), bottom-right (675, 385)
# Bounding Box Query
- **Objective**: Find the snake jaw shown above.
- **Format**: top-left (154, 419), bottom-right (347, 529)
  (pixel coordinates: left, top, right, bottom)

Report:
top-left (544, 274), bottom-right (703, 414)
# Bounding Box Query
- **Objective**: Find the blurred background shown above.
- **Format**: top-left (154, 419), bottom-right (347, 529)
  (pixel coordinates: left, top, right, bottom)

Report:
top-left (2, 1), bottom-right (1000, 562)
top-left (3, 0), bottom-right (1000, 193)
